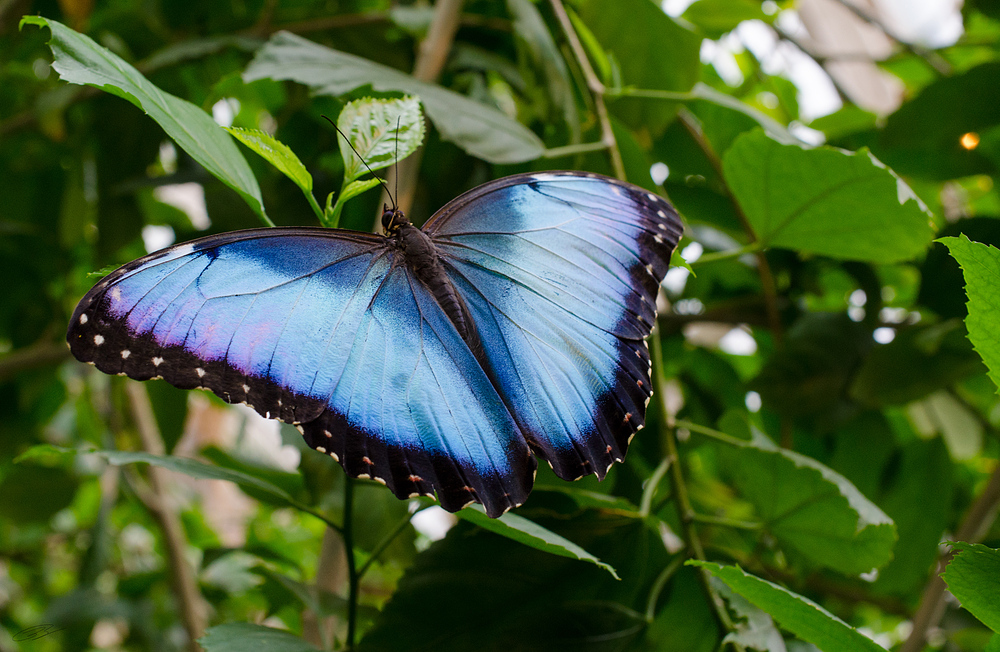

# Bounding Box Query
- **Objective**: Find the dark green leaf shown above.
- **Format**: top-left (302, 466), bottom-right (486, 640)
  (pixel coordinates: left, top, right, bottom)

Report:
top-left (940, 235), bottom-right (1000, 394)
top-left (944, 543), bottom-right (1000, 633)
top-left (720, 432), bottom-right (896, 575)
top-left (693, 562), bottom-right (885, 652)
top-left (243, 32), bottom-right (544, 163)
top-left (724, 130), bottom-right (936, 262)
top-left (850, 321), bottom-right (985, 406)
top-left (456, 505), bottom-right (619, 579)
top-left (22, 16), bottom-right (268, 223)
top-left (876, 62), bottom-right (1000, 180)
top-left (200, 623), bottom-right (320, 652)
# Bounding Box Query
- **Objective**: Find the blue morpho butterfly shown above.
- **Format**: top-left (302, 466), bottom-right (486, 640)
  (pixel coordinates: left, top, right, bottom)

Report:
top-left (68, 171), bottom-right (683, 517)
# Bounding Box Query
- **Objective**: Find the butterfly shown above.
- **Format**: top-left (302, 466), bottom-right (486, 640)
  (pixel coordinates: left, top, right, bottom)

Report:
top-left (68, 171), bottom-right (683, 517)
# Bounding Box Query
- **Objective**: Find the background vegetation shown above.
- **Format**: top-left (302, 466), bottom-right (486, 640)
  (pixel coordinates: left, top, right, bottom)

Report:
top-left (3, 0), bottom-right (1000, 651)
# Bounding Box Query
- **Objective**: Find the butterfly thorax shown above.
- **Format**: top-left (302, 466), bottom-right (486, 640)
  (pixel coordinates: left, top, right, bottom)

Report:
top-left (387, 209), bottom-right (475, 346)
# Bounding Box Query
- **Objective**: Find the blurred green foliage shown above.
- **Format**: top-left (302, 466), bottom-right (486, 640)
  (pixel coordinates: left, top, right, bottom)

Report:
top-left (4, 1), bottom-right (1000, 651)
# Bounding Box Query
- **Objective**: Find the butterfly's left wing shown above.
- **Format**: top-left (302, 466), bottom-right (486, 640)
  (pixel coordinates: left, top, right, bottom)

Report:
top-left (68, 228), bottom-right (534, 517)
top-left (424, 172), bottom-right (683, 481)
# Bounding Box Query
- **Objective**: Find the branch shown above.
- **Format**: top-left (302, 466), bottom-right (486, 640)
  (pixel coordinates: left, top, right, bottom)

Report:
top-left (901, 460), bottom-right (1000, 652)
top-left (302, 527), bottom-right (347, 650)
top-left (652, 341), bottom-right (744, 651)
top-left (124, 382), bottom-right (207, 652)
top-left (548, 0), bottom-right (625, 180)
top-left (677, 111), bottom-right (783, 345)
top-left (0, 340), bottom-right (70, 382)
top-left (829, 0), bottom-right (951, 75)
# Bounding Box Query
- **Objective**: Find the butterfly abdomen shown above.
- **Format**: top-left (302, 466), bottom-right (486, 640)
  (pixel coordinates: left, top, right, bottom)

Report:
top-left (397, 222), bottom-right (475, 344)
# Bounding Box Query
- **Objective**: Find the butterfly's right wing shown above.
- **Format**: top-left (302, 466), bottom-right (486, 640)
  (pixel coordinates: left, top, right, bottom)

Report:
top-left (68, 228), bottom-right (533, 516)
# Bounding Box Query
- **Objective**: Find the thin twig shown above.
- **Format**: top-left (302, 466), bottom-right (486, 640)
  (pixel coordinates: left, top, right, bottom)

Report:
top-left (548, 0), bottom-right (625, 180)
top-left (343, 477), bottom-right (359, 651)
top-left (901, 460), bottom-right (1000, 652)
top-left (652, 340), bottom-right (744, 651)
top-left (124, 382), bottom-right (206, 652)
top-left (677, 111), bottom-right (783, 346)
top-left (302, 527), bottom-right (346, 650)
top-left (829, 0), bottom-right (951, 75)
top-left (0, 340), bottom-right (70, 382)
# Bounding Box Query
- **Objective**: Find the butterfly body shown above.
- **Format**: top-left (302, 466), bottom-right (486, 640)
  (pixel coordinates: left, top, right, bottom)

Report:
top-left (69, 172), bottom-right (682, 516)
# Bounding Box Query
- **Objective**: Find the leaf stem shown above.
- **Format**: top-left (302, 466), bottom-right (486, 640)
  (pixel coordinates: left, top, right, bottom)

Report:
top-left (691, 244), bottom-right (761, 267)
top-left (640, 455), bottom-right (672, 517)
top-left (543, 141), bottom-right (609, 158)
top-left (304, 189), bottom-right (325, 225)
top-left (677, 109), bottom-right (785, 366)
top-left (357, 508), bottom-right (425, 578)
top-left (690, 513), bottom-right (763, 531)
top-left (344, 476), bottom-right (359, 651)
top-left (674, 419), bottom-right (748, 448)
top-left (651, 341), bottom-right (743, 650)
top-left (548, 0), bottom-right (625, 180)
top-left (606, 87), bottom-right (697, 102)
top-left (644, 554), bottom-right (686, 622)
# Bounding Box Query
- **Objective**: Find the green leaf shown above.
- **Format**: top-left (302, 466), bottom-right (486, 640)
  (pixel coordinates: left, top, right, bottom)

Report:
top-left (944, 543), bottom-right (1000, 633)
top-left (507, 0), bottom-right (579, 140)
top-left (873, 439), bottom-right (954, 596)
top-left (720, 432), bottom-right (896, 575)
top-left (95, 450), bottom-right (300, 508)
top-left (327, 178), bottom-right (383, 228)
top-left (711, 578), bottom-right (786, 651)
top-left (337, 96), bottom-right (423, 183)
top-left (200, 623), bottom-right (320, 652)
top-left (850, 321), bottom-right (985, 406)
top-left (224, 127), bottom-right (312, 192)
top-left (577, 0), bottom-right (701, 135)
top-left (876, 62), bottom-right (1000, 180)
top-left (692, 562), bottom-right (885, 652)
top-left (940, 235), bottom-right (1000, 394)
top-left (22, 16), bottom-right (269, 224)
top-left (456, 505), bottom-right (619, 579)
top-left (682, 0), bottom-right (770, 38)
top-left (360, 514), bottom-right (658, 651)
top-left (243, 32), bottom-right (544, 164)
top-left (724, 130), bottom-right (935, 262)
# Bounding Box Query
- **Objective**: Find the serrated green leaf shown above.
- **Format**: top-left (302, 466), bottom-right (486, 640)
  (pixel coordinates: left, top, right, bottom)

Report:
top-left (456, 505), bottom-right (619, 579)
top-left (944, 543), bottom-right (1000, 633)
top-left (940, 235), bottom-right (1000, 395)
top-left (200, 623), bottom-right (319, 652)
top-left (692, 562), bottom-right (885, 652)
top-left (724, 130), bottom-right (935, 262)
top-left (225, 127), bottom-right (312, 192)
top-left (337, 96), bottom-right (423, 183)
top-left (721, 432), bottom-right (896, 575)
top-left (22, 16), bottom-right (269, 224)
top-left (244, 32), bottom-right (544, 164)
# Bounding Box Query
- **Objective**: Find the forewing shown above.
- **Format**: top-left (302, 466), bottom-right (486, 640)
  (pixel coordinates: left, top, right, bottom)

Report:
top-left (425, 172), bottom-right (683, 480)
top-left (68, 228), bottom-right (533, 516)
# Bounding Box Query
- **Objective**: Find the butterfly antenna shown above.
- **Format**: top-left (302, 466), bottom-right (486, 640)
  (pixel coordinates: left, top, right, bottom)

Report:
top-left (321, 114), bottom-right (394, 207)
top-left (393, 116), bottom-right (400, 208)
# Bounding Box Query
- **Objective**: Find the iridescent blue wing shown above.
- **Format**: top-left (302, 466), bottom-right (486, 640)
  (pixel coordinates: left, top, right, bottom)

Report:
top-left (424, 172), bottom-right (683, 481)
top-left (68, 228), bottom-right (533, 516)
